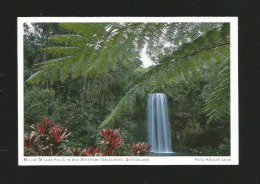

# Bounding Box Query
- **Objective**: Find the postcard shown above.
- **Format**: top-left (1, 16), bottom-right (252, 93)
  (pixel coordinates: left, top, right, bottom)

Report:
top-left (18, 17), bottom-right (238, 165)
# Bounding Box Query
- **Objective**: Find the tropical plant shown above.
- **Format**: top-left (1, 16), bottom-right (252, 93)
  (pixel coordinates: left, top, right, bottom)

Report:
top-left (202, 56), bottom-right (230, 123)
top-left (26, 22), bottom-right (229, 126)
top-left (24, 23), bottom-right (71, 80)
top-left (32, 117), bottom-right (54, 135)
top-left (83, 146), bottom-right (102, 156)
top-left (99, 128), bottom-right (122, 156)
top-left (26, 23), bottom-right (220, 84)
top-left (100, 23), bottom-right (230, 127)
top-left (24, 87), bottom-right (61, 130)
top-left (131, 142), bottom-right (151, 156)
top-left (67, 147), bottom-right (87, 156)
top-left (25, 22), bottom-right (231, 155)
top-left (24, 118), bottom-right (71, 156)
top-left (24, 132), bottom-right (37, 149)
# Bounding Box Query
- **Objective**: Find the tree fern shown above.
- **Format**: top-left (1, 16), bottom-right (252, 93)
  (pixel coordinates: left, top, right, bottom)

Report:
top-left (203, 57), bottom-right (230, 123)
top-left (99, 24), bottom-right (230, 128)
top-left (26, 22), bottom-right (230, 127)
top-left (27, 23), bottom-right (221, 85)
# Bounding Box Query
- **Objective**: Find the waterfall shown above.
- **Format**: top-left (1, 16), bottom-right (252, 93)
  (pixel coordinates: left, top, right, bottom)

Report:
top-left (147, 93), bottom-right (173, 153)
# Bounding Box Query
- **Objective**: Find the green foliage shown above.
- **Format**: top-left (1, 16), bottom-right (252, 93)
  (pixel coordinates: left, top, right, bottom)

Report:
top-left (131, 142), bottom-right (151, 156)
top-left (202, 57), bottom-right (230, 123)
top-left (174, 140), bottom-right (230, 156)
top-left (117, 142), bottom-right (133, 156)
top-left (100, 23), bottom-right (230, 128)
top-left (217, 137), bottom-right (230, 155)
top-left (174, 142), bottom-right (193, 153)
top-left (24, 86), bottom-right (97, 147)
top-left (24, 147), bottom-right (38, 156)
top-left (24, 118), bottom-right (71, 156)
top-left (24, 87), bottom-right (61, 130)
top-left (26, 23), bottom-right (221, 84)
top-left (26, 22), bottom-right (230, 128)
top-left (24, 22), bottom-right (231, 156)
top-left (24, 23), bottom-right (40, 80)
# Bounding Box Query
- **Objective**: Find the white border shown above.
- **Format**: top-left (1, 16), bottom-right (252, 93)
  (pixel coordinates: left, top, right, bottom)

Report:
top-left (18, 17), bottom-right (238, 166)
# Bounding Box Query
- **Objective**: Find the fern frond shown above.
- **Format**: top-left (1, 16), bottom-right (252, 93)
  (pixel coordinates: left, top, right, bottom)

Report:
top-left (203, 57), bottom-right (230, 123)
top-left (99, 24), bottom-right (230, 128)
top-left (40, 47), bottom-right (80, 56)
top-left (28, 23), bottom-right (224, 85)
top-left (48, 35), bottom-right (85, 46)
top-left (27, 23), bottom-right (230, 125)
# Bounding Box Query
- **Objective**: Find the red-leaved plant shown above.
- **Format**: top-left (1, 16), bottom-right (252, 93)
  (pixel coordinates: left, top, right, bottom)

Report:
top-left (131, 142), bottom-right (151, 156)
top-left (24, 118), bottom-right (71, 156)
top-left (100, 128), bottom-right (122, 156)
top-left (49, 124), bottom-right (71, 143)
top-left (32, 118), bottom-right (53, 135)
top-left (24, 119), bottom-right (137, 157)
top-left (68, 147), bottom-right (87, 156)
top-left (83, 146), bottom-right (102, 156)
top-left (67, 128), bottom-right (123, 157)
top-left (24, 132), bottom-right (37, 149)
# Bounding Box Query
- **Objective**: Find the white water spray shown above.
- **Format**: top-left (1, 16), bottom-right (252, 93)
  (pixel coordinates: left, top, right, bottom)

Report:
top-left (147, 93), bottom-right (173, 153)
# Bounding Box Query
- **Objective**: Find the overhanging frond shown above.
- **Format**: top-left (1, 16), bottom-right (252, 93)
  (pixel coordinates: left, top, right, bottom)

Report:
top-left (99, 24), bottom-right (230, 128)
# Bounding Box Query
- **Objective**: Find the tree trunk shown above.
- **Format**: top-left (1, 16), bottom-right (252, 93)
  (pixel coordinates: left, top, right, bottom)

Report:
top-left (81, 77), bottom-right (87, 115)
top-left (99, 75), bottom-right (106, 119)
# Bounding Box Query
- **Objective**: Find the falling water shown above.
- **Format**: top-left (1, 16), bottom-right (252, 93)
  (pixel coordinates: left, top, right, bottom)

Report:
top-left (147, 93), bottom-right (173, 153)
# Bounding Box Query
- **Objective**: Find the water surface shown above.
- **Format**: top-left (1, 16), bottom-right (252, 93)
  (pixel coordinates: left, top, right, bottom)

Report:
top-left (149, 152), bottom-right (199, 156)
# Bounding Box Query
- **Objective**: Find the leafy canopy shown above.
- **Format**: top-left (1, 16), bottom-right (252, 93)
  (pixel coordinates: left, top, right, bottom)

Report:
top-left (26, 22), bottom-right (230, 127)
top-left (27, 23), bottom-right (221, 84)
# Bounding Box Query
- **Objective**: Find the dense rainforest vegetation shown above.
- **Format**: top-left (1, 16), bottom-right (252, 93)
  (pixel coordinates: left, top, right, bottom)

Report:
top-left (24, 22), bottom-right (230, 156)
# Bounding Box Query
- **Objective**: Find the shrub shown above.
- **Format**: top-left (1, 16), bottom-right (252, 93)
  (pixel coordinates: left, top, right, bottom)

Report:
top-left (24, 87), bottom-right (61, 131)
top-left (24, 118), bottom-right (71, 156)
top-left (99, 128), bottom-right (122, 156)
top-left (131, 142), bottom-right (151, 156)
top-left (24, 122), bottom-right (135, 156)
top-left (197, 146), bottom-right (219, 156)
top-left (174, 142), bottom-right (193, 153)
top-left (24, 147), bottom-right (38, 156)
top-left (66, 147), bottom-right (87, 156)
top-left (64, 128), bottom-right (124, 156)
top-left (84, 147), bottom-right (103, 156)
top-left (24, 132), bottom-right (37, 149)
top-left (217, 137), bottom-right (230, 156)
